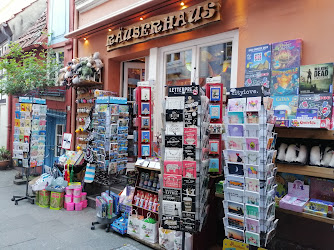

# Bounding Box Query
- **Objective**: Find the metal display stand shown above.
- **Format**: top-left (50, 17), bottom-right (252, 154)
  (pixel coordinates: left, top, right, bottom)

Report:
top-left (11, 167), bottom-right (35, 205)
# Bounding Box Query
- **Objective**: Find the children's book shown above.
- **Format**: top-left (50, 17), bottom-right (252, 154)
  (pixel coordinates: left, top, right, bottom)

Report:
top-left (298, 93), bottom-right (332, 120)
top-left (299, 63), bottom-right (333, 94)
top-left (271, 67), bottom-right (299, 96)
top-left (272, 95), bottom-right (299, 119)
top-left (271, 39), bottom-right (302, 70)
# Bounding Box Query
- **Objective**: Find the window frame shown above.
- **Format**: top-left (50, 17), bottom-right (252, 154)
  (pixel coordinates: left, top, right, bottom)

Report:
top-left (55, 124), bottom-right (65, 157)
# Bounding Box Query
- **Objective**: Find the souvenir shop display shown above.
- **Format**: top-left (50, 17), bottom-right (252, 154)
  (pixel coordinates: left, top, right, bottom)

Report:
top-left (134, 86), bottom-right (152, 157)
top-left (222, 86), bottom-right (278, 247)
top-left (12, 97), bottom-right (47, 205)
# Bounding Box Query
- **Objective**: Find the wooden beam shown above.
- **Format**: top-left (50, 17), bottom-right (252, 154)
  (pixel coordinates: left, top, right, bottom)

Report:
top-left (276, 163), bottom-right (334, 180)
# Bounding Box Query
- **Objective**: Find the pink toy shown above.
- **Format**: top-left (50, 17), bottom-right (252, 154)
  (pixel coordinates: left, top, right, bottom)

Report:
top-left (81, 192), bottom-right (87, 201)
top-left (65, 187), bottom-right (73, 195)
top-left (279, 180), bottom-right (310, 212)
top-left (75, 202), bottom-right (83, 211)
top-left (82, 199), bottom-right (88, 208)
top-left (66, 202), bottom-right (74, 211)
top-left (73, 188), bottom-right (81, 196)
top-left (65, 194), bottom-right (72, 203)
top-left (73, 195), bottom-right (81, 203)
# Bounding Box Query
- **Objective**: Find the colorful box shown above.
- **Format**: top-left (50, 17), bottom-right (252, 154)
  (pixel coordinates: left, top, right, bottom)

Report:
top-left (50, 192), bottom-right (64, 210)
top-left (271, 67), bottom-right (299, 96)
top-left (271, 39), bottom-right (302, 70)
top-left (298, 93), bottom-right (332, 120)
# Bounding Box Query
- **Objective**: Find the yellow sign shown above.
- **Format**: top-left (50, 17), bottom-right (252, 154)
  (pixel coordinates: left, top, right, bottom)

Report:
top-left (223, 239), bottom-right (249, 250)
top-left (106, 0), bottom-right (221, 51)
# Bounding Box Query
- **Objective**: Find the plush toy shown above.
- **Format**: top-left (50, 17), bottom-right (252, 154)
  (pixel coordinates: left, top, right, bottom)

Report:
top-left (277, 143), bottom-right (288, 161)
top-left (295, 145), bottom-right (307, 164)
top-left (321, 147), bottom-right (333, 166)
top-left (80, 61), bottom-right (93, 80)
top-left (310, 145), bottom-right (321, 166)
top-left (285, 144), bottom-right (297, 162)
top-left (328, 152), bottom-right (334, 168)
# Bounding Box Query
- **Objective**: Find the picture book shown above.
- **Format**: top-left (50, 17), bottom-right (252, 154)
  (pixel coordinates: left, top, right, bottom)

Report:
top-left (271, 39), bottom-right (302, 70)
top-left (245, 44), bottom-right (271, 70)
top-left (272, 95), bottom-right (299, 119)
top-left (298, 94), bottom-right (332, 120)
top-left (271, 67), bottom-right (299, 96)
top-left (299, 63), bottom-right (333, 94)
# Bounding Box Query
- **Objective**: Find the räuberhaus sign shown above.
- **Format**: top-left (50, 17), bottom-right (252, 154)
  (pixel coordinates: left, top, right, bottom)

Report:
top-left (106, 0), bottom-right (220, 51)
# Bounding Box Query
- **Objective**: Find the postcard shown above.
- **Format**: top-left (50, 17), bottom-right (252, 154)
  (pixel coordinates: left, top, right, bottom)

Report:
top-left (228, 112), bottom-right (244, 124)
top-left (227, 137), bottom-right (244, 150)
top-left (227, 124), bottom-right (244, 137)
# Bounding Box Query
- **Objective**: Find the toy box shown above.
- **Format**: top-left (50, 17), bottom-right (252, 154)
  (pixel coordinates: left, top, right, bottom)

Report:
top-left (304, 198), bottom-right (334, 217)
top-left (279, 180), bottom-right (309, 212)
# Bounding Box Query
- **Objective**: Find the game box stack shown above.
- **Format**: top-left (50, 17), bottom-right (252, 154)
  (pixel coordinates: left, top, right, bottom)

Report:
top-left (222, 86), bottom-right (278, 247)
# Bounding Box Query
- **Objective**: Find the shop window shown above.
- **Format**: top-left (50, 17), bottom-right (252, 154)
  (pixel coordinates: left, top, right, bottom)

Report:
top-left (166, 50), bottom-right (192, 86)
top-left (55, 124), bottom-right (65, 157)
top-left (122, 60), bottom-right (146, 101)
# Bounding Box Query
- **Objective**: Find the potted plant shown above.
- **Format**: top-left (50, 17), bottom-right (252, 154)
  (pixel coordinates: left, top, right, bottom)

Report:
top-left (0, 147), bottom-right (11, 170)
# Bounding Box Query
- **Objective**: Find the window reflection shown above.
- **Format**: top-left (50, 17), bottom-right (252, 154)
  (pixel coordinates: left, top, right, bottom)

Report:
top-left (166, 50), bottom-right (192, 86)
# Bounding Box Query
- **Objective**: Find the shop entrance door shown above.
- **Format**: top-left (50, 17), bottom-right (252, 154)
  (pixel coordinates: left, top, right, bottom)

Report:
top-left (122, 61), bottom-right (146, 101)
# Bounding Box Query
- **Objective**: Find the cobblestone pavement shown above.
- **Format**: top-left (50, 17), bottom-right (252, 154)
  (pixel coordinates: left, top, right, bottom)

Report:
top-left (0, 169), bottom-right (151, 250)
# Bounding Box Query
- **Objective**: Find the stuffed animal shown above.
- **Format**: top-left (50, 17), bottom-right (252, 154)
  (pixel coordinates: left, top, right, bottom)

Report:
top-left (310, 145), bottom-right (321, 166)
top-left (80, 61), bottom-right (93, 80)
top-left (321, 147), bottom-right (333, 167)
top-left (295, 145), bottom-right (307, 164)
top-left (277, 143), bottom-right (288, 161)
top-left (285, 144), bottom-right (297, 162)
top-left (328, 152), bottom-right (334, 168)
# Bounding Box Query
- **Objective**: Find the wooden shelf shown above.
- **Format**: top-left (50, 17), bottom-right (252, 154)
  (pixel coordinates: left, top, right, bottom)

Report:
top-left (215, 192), bottom-right (224, 198)
top-left (73, 80), bottom-right (103, 88)
top-left (132, 204), bottom-right (159, 214)
top-left (277, 207), bottom-right (334, 225)
top-left (275, 127), bottom-right (334, 140)
top-left (136, 186), bottom-right (159, 194)
top-left (276, 163), bottom-right (334, 180)
top-left (136, 165), bottom-right (161, 172)
top-left (128, 233), bottom-right (162, 250)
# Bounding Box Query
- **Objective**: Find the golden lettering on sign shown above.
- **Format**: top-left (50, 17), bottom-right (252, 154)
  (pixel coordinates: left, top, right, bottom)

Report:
top-left (106, 0), bottom-right (221, 51)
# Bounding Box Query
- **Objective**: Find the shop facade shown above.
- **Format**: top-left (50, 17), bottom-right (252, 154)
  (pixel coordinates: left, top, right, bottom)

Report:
top-left (65, 0), bottom-right (334, 248)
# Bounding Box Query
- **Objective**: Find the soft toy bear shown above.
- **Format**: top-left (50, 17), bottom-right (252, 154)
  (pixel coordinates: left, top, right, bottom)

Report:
top-left (285, 144), bottom-right (297, 162)
top-left (321, 147), bottom-right (333, 167)
top-left (310, 145), bottom-right (321, 166)
top-left (295, 145), bottom-right (307, 164)
top-left (277, 143), bottom-right (288, 161)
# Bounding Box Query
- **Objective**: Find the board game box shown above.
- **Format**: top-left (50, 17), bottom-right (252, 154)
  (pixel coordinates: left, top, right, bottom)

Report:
top-left (298, 94), bottom-right (332, 120)
top-left (272, 95), bottom-right (298, 119)
top-left (245, 70), bottom-right (271, 87)
top-left (271, 67), bottom-right (299, 96)
top-left (272, 39), bottom-right (302, 70)
top-left (299, 63), bottom-right (333, 94)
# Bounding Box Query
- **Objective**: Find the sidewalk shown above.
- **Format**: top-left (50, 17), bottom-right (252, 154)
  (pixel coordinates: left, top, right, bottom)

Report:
top-left (0, 169), bottom-right (151, 250)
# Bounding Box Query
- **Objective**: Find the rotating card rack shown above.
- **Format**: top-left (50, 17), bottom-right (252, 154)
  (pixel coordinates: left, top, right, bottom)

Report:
top-left (134, 86), bottom-right (153, 158)
top-left (12, 97), bottom-right (47, 205)
top-left (222, 86), bottom-right (278, 247)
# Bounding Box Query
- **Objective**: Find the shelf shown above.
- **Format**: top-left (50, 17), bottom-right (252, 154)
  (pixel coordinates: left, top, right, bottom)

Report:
top-left (136, 165), bottom-right (161, 172)
top-left (276, 163), bottom-right (334, 179)
top-left (136, 186), bottom-right (159, 194)
top-left (132, 204), bottom-right (159, 214)
top-left (275, 127), bottom-right (334, 140)
top-left (73, 80), bottom-right (103, 88)
top-left (215, 192), bottom-right (224, 198)
top-left (127, 233), bottom-right (162, 250)
top-left (276, 207), bottom-right (334, 225)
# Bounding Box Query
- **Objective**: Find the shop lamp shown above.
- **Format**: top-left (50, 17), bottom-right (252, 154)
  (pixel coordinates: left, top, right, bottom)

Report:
top-left (180, 2), bottom-right (185, 6)
top-left (140, 17), bottom-right (144, 21)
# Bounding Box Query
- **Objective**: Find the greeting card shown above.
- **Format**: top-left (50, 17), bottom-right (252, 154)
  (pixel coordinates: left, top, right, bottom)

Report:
top-left (246, 97), bottom-right (261, 111)
top-left (141, 88), bottom-right (150, 101)
top-left (226, 213), bottom-right (244, 230)
top-left (183, 161), bottom-right (196, 178)
top-left (210, 86), bottom-right (221, 101)
top-left (165, 122), bottom-right (183, 135)
top-left (227, 137), bottom-right (244, 150)
top-left (225, 188), bottom-right (244, 203)
top-left (110, 104), bottom-right (119, 115)
top-left (245, 177), bottom-right (259, 192)
top-left (244, 124), bottom-right (259, 137)
top-left (245, 191), bottom-right (260, 206)
top-left (209, 158), bottom-right (219, 172)
top-left (227, 175), bottom-right (245, 190)
top-left (245, 231), bottom-right (260, 247)
top-left (163, 200), bottom-right (182, 217)
top-left (209, 140), bottom-right (220, 154)
top-left (244, 165), bottom-right (259, 179)
top-left (228, 98), bottom-right (246, 112)
top-left (246, 204), bottom-right (259, 219)
top-left (245, 111), bottom-right (259, 124)
top-left (245, 151), bottom-right (260, 165)
top-left (227, 150), bottom-right (244, 163)
top-left (183, 128), bottom-right (197, 146)
top-left (245, 138), bottom-right (259, 151)
top-left (183, 145), bottom-right (196, 161)
top-left (141, 117), bottom-right (150, 128)
top-left (209, 105), bottom-right (221, 120)
top-left (165, 135), bottom-right (182, 148)
top-left (119, 105), bottom-right (129, 113)
top-left (226, 226), bottom-right (245, 242)
top-left (208, 123), bottom-right (224, 134)
top-left (141, 131), bottom-right (150, 143)
top-left (166, 110), bottom-right (183, 122)
top-left (246, 218), bottom-right (260, 234)
top-left (141, 145), bottom-right (150, 156)
top-left (166, 96), bottom-right (185, 110)
top-left (165, 148), bottom-right (183, 161)
top-left (272, 39), bottom-right (302, 70)
top-left (227, 163), bottom-right (244, 176)
top-left (225, 200), bottom-right (245, 216)
top-left (228, 112), bottom-right (244, 124)
top-left (228, 124), bottom-right (244, 137)
top-left (141, 103), bottom-right (150, 115)
top-left (163, 174), bottom-right (182, 189)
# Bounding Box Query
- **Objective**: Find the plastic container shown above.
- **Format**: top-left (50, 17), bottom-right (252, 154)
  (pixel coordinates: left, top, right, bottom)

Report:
top-left (50, 192), bottom-right (64, 210)
top-left (82, 199), bottom-right (87, 208)
top-left (38, 190), bottom-right (51, 208)
top-left (81, 192), bottom-right (87, 201)
top-left (66, 202), bottom-right (74, 211)
top-left (65, 194), bottom-right (72, 203)
top-left (73, 188), bottom-right (81, 196)
top-left (75, 202), bottom-right (83, 211)
top-left (73, 195), bottom-right (81, 203)
top-left (65, 187), bottom-right (73, 195)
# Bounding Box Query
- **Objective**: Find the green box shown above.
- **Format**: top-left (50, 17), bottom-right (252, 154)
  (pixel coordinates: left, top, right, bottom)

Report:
top-left (215, 183), bottom-right (224, 194)
top-left (50, 192), bottom-right (64, 210)
top-left (38, 190), bottom-right (51, 208)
